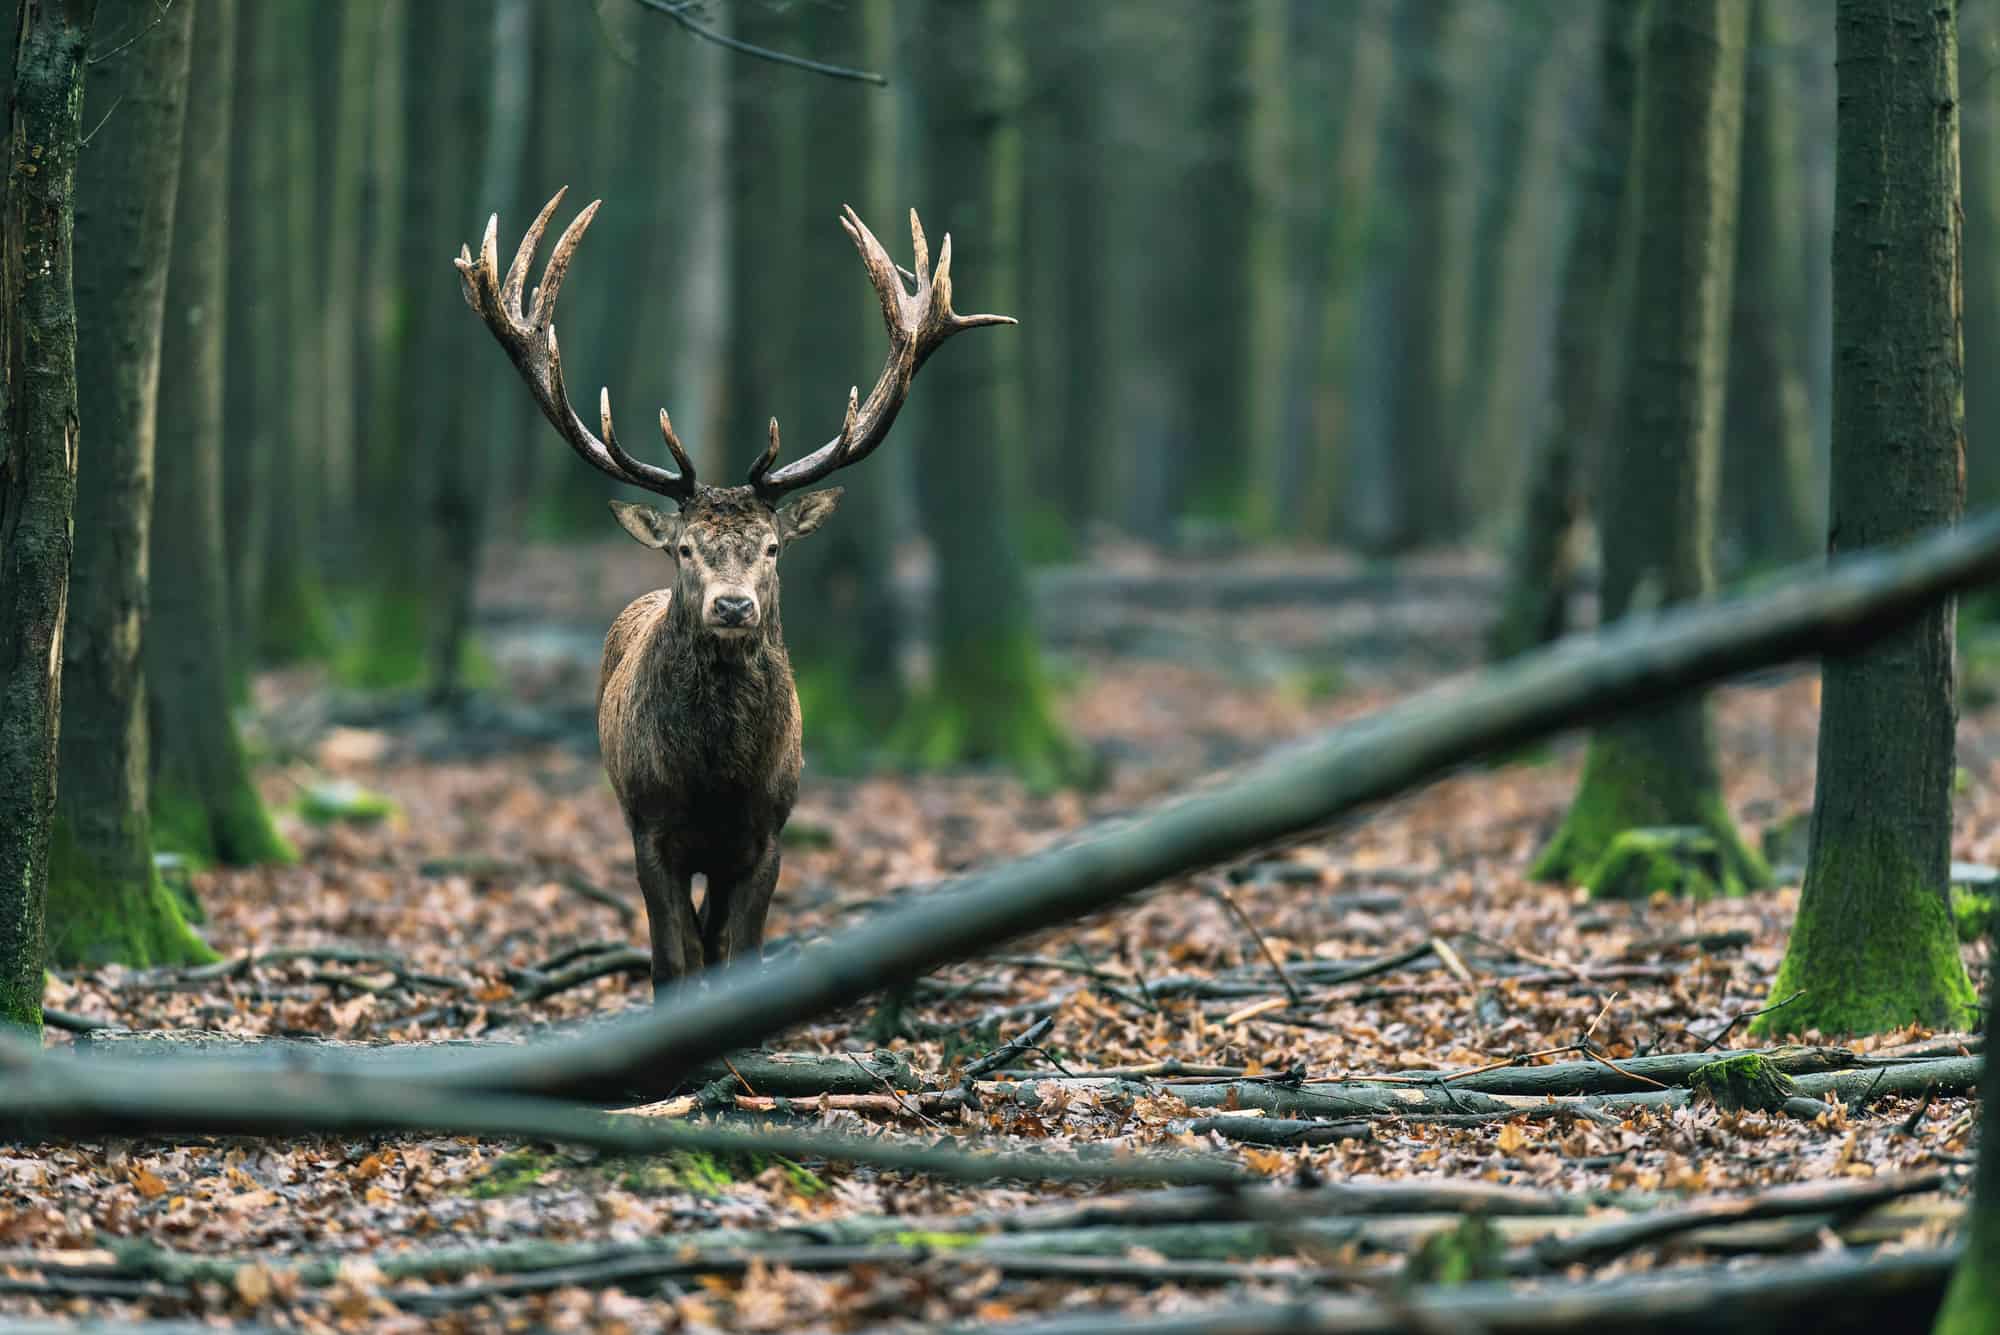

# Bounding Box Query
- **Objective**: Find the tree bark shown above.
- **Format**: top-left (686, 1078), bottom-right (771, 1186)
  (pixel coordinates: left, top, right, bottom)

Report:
top-left (1371, 0), bottom-right (1476, 553)
top-left (1758, 0), bottom-right (1975, 1038)
top-left (1531, 0), bottom-right (1767, 893)
top-left (49, 0), bottom-right (212, 969)
top-left (146, 0), bottom-right (292, 871)
top-left (1720, 0), bottom-right (1818, 572)
top-left (783, 0), bottom-right (903, 758)
top-left (892, 0), bottom-right (1082, 789)
top-left (1489, 0), bottom-right (1635, 661)
top-left (1961, 1), bottom-right (2000, 519)
top-left (0, 0), bottom-right (97, 1029)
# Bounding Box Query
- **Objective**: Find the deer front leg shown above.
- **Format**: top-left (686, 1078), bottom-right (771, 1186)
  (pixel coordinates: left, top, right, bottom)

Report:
top-left (634, 829), bottom-right (702, 996)
top-left (699, 838), bottom-right (780, 969)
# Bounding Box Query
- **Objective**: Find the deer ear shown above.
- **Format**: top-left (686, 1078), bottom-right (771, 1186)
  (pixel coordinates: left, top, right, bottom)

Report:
top-left (610, 500), bottom-right (681, 550)
top-left (778, 487), bottom-right (844, 542)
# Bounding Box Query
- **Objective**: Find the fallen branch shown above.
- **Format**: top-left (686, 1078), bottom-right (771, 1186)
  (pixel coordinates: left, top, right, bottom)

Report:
top-left (946, 1247), bottom-right (1959, 1335)
top-left (61, 513), bottom-right (2000, 1104)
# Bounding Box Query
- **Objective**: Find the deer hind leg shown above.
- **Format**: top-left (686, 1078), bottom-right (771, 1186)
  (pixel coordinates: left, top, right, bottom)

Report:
top-left (634, 828), bottom-right (702, 997)
top-left (700, 839), bottom-right (780, 969)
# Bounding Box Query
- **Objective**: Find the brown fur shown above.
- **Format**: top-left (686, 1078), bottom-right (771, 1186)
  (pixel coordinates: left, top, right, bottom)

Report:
top-left (597, 484), bottom-right (839, 991)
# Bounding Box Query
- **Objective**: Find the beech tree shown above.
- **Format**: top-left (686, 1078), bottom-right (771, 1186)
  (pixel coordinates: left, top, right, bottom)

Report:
top-left (0, 0), bottom-right (98, 1027)
top-left (1758, 0), bottom-right (1975, 1038)
top-left (1530, 0), bottom-right (1768, 893)
top-left (148, 0), bottom-right (293, 871)
top-left (47, 0), bottom-right (213, 969)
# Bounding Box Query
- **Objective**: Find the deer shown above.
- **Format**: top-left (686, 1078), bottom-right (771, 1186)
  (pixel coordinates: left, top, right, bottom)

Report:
top-left (454, 189), bottom-right (1013, 995)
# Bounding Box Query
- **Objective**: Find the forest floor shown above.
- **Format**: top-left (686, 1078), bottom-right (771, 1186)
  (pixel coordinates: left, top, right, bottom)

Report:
top-left (7, 542), bottom-right (1989, 1331)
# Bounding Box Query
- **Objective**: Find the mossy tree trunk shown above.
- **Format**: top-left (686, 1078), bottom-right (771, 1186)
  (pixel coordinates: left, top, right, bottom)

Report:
top-left (0, 0), bottom-right (97, 1030)
top-left (1719, 0), bottom-right (1817, 574)
top-left (425, 0), bottom-right (526, 704)
top-left (784, 0), bottom-right (903, 762)
top-left (147, 0), bottom-right (292, 872)
top-left (245, 2), bottom-right (332, 666)
top-left (1935, 988), bottom-right (2000, 1329)
top-left (345, 0), bottom-right (482, 692)
top-left (1530, 0), bottom-right (1768, 894)
top-left (1489, 0), bottom-right (1635, 661)
top-left (894, 0), bottom-right (1082, 790)
top-left (52, 0), bottom-right (213, 969)
top-left (1756, 0), bottom-right (1975, 1038)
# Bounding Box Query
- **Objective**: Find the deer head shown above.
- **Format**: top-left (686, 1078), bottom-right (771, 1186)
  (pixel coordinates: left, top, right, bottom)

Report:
top-left (454, 189), bottom-right (1013, 644)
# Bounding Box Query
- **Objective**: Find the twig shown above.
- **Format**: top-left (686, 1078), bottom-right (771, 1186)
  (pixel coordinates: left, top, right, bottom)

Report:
top-left (631, 0), bottom-right (888, 85)
top-left (41, 1008), bottom-right (112, 1034)
top-left (963, 1015), bottom-right (1056, 1080)
top-left (556, 874), bottom-right (638, 923)
top-left (845, 1052), bottom-right (938, 1129)
top-left (1696, 989), bottom-right (1807, 1050)
top-left (1429, 936), bottom-right (1477, 991)
top-left (521, 949), bottom-right (650, 1002)
top-left (722, 1057), bottom-right (756, 1096)
top-left (86, 0), bottom-right (172, 66)
top-left (1202, 879), bottom-right (1303, 1005)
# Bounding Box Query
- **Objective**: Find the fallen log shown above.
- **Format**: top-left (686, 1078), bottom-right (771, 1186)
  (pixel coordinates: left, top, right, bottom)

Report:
top-left (73, 1030), bottom-right (932, 1101)
top-left (941, 1246), bottom-right (1960, 1335)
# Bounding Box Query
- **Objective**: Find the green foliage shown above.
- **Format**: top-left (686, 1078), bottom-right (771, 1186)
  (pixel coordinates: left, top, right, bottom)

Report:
top-left (470, 1145), bottom-right (825, 1200)
top-left (1402, 1216), bottom-right (1505, 1287)
top-left (1583, 826), bottom-right (1728, 902)
top-left (42, 818), bottom-right (217, 970)
top-left (254, 570), bottom-right (337, 666)
top-left (296, 781), bottom-right (399, 828)
top-left (1018, 506), bottom-right (1078, 566)
top-left (334, 590), bottom-right (493, 692)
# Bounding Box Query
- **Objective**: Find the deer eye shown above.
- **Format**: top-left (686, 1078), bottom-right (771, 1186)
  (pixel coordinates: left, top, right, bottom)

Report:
top-left (765, 543), bottom-right (779, 558)
top-left (677, 544), bottom-right (692, 559)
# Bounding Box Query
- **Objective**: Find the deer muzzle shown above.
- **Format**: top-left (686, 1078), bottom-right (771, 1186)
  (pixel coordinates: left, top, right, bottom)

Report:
top-left (708, 593), bottom-right (759, 632)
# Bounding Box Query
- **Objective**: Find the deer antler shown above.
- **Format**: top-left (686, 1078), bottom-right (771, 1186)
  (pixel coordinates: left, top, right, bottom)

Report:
top-left (747, 206), bottom-right (1016, 497)
top-left (455, 189), bottom-right (698, 505)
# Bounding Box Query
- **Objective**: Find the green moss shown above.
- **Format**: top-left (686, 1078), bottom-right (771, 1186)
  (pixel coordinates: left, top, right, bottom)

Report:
top-left (1402, 1216), bottom-right (1505, 1287)
top-left (1583, 827), bottom-right (1727, 902)
top-left (1690, 1054), bottom-right (1797, 1112)
top-left (1530, 722), bottom-right (1769, 890)
top-left (151, 775), bottom-right (295, 870)
top-left (296, 781), bottom-right (399, 827)
top-left (151, 852), bottom-right (203, 925)
top-left (1278, 663), bottom-right (1347, 706)
top-left (886, 629), bottom-right (1095, 794)
top-left (1936, 1232), bottom-right (2000, 1334)
top-left (1952, 885), bottom-right (1998, 943)
top-left (793, 663), bottom-right (896, 775)
top-left (780, 821), bottom-right (837, 851)
top-left (470, 1148), bottom-right (561, 1198)
top-left (336, 591), bottom-right (427, 690)
top-left (1752, 845), bottom-right (1975, 1037)
top-left (43, 818), bottom-right (218, 970)
top-left (1019, 506), bottom-right (1077, 566)
top-left (254, 569), bottom-right (336, 666)
top-left (891, 1230), bottom-right (980, 1250)
top-left (1760, 809), bottom-right (1812, 870)
top-left (0, 969), bottom-right (42, 1035)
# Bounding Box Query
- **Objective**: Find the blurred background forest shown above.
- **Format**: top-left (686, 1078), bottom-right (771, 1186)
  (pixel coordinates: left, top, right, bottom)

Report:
top-left (132, 0), bottom-right (2000, 773)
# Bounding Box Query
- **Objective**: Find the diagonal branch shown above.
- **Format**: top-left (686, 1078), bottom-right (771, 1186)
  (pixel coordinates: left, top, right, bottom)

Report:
top-left (631, 0), bottom-right (888, 85)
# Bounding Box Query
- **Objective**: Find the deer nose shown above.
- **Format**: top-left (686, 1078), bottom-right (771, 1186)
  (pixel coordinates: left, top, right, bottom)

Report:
top-left (711, 595), bottom-right (756, 626)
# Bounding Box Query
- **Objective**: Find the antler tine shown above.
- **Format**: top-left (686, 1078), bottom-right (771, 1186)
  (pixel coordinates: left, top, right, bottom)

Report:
top-left (658, 410), bottom-right (696, 481)
top-left (502, 187), bottom-right (567, 320)
top-left (455, 191), bottom-right (697, 505)
top-left (746, 417), bottom-right (783, 486)
top-left (752, 206), bottom-right (1016, 496)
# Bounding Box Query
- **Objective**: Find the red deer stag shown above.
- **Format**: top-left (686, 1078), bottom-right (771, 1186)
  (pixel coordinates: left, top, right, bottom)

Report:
top-left (454, 189), bottom-right (1014, 993)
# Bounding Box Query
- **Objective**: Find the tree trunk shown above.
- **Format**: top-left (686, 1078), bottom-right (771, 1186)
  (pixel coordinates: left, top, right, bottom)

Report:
top-left (1757, 0), bottom-right (1974, 1038)
top-left (893, 0), bottom-right (1082, 789)
top-left (1489, 0), bottom-right (1635, 661)
top-left (426, 0), bottom-right (527, 703)
top-left (346, 0), bottom-right (481, 691)
top-left (1172, 0), bottom-right (1255, 530)
top-left (0, 0), bottom-right (97, 1029)
top-left (1288, 0), bottom-right (1392, 543)
top-left (1371, 0), bottom-right (1476, 553)
top-left (1936, 982), bottom-right (2000, 1329)
top-left (219, 0), bottom-right (265, 651)
top-left (313, 0), bottom-right (376, 573)
top-left (147, 0), bottom-right (292, 872)
top-left (250, 1), bottom-right (333, 665)
top-left (1530, 0), bottom-right (1767, 893)
top-left (784, 0), bottom-right (903, 761)
top-left (50, 0), bottom-right (212, 968)
top-left (1720, 0), bottom-right (1817, 572)
top-left (1961, 1), bottom-right (2000, 518)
